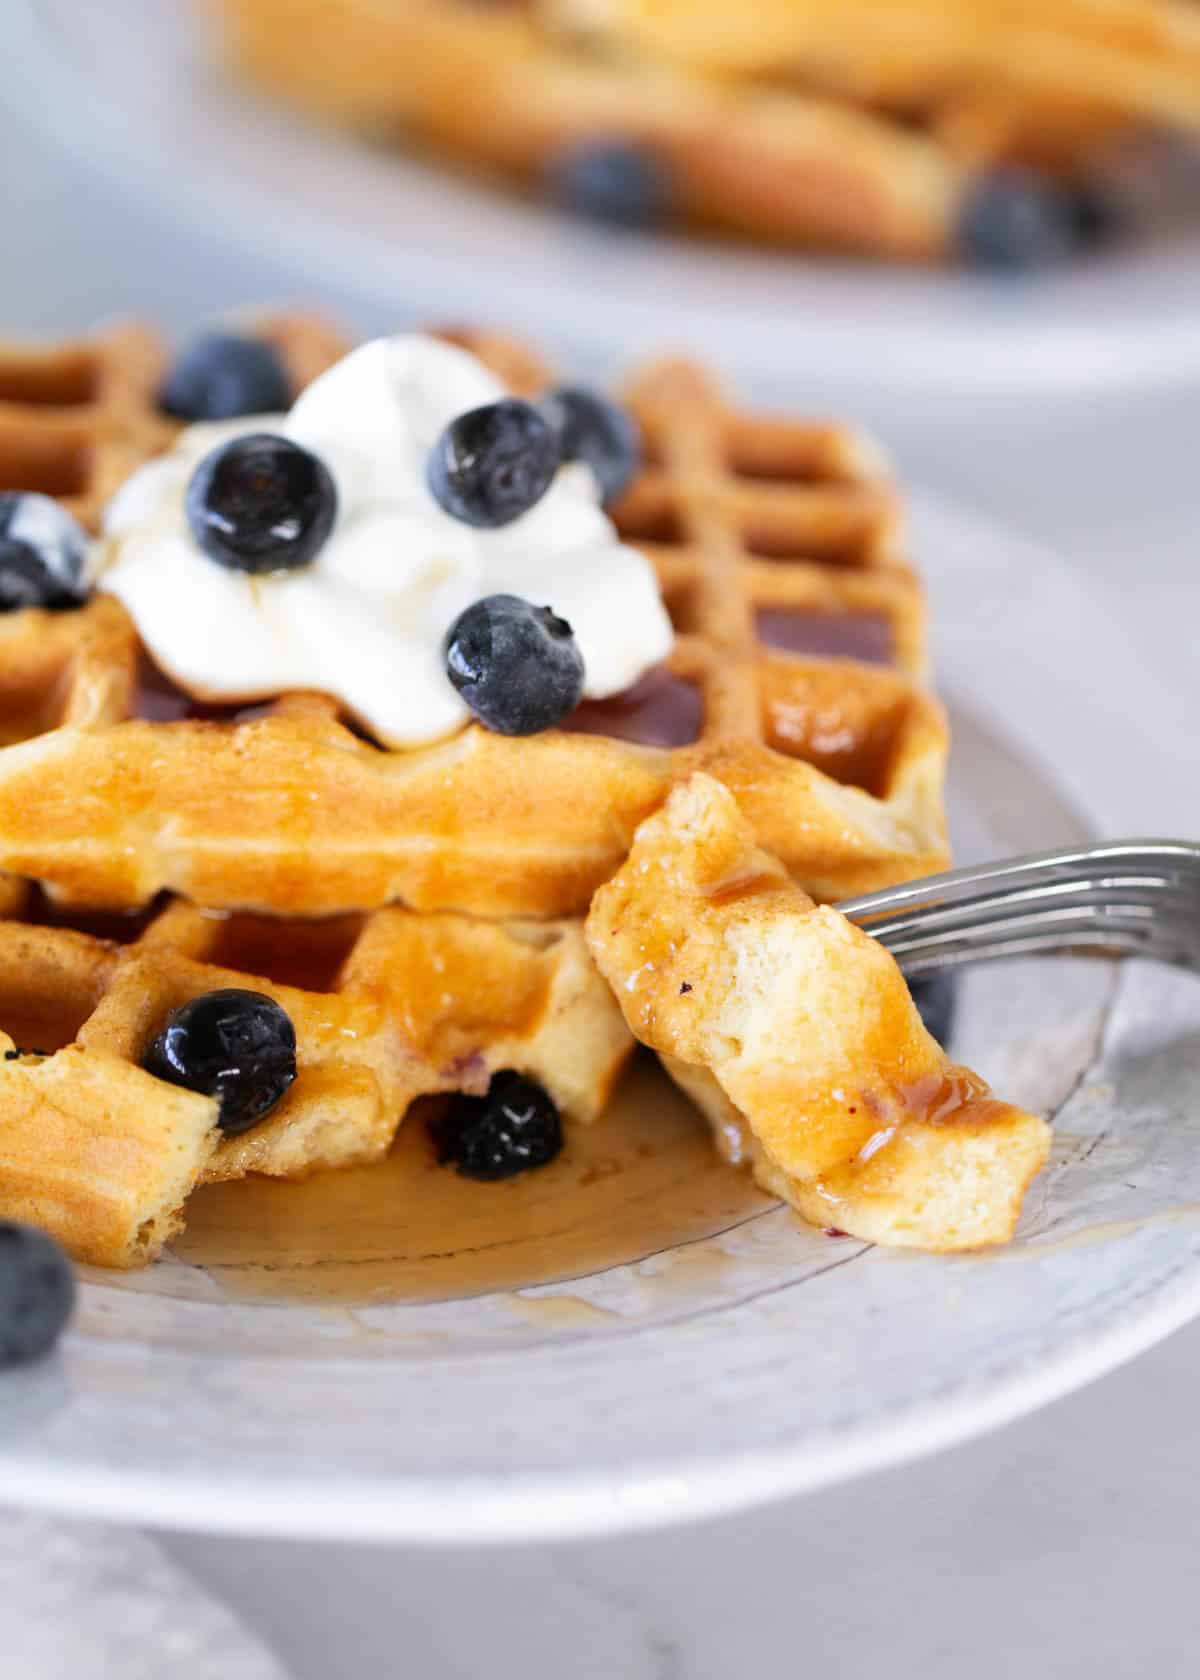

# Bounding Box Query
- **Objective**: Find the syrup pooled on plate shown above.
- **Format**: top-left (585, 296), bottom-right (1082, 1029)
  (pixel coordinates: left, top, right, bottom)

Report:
top-left (175, 1058), bottom-right (773, 1305)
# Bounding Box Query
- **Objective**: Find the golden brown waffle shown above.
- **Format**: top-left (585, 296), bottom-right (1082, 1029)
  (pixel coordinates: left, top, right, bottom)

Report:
top-left (207, 0), bottom-right (1200, 258)
top-left (0, 314), bottom-right (347, 536)
top-left (587, 776), bottom-right (1050, 1250)
top-left (0, 324), bottom-right (170, 533)
top-left (0, 319), bottom-right (947, 916)
top-left (0, 887), bottom-right (633, 1267)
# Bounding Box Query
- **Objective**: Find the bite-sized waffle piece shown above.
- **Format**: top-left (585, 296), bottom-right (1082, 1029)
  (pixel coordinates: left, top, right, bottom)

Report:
top-left (206, 0), bottom-right (1199, 258)
top-left (0, 324), bottom-right (947, 916)
top-left (0, 890), bottom-right (633, 1266)
top-left (587, 776), bottom-right (1050, 1250)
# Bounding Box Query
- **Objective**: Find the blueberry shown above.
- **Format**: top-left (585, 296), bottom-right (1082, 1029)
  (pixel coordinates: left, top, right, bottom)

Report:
top-left (958, 169), bottom-right (1083, 271)
top-left (432, 1071), bottom-right (564, 1181)
top-left (444, 593), bottom-right (585, 734)
top-left (427, 400), bottom-right (559, 529)
top-left (185, 433), bottom-right (337, 574)
top-left (0, 492), bottom-right (90, 611)
top-left (143, 988), bottom-right (297, 1135)
top-left (909, 973), bottom-right (958, 1048)
top-left (0, 1221), bottom-right (75, 1367)
top-left (158, 332), bottom-right (290, 422)
top-left (548, 141), bottom-right (673, 230)
top-left (540, 386), bottom-right (641, 505)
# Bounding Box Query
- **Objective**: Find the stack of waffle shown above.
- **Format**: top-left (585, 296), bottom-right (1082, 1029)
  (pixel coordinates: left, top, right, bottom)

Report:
top-left (0, 313), bottom-right (1049, 1264)
top-left (208, 0), bottom-right (1200, 258)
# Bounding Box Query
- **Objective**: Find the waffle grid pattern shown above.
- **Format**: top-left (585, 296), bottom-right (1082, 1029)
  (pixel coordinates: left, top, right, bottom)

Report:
top-left (0, 325), bottom-right (170, 532)
top-left (0, 315), bottom-right (948, 915)
top-left (0, 887), bottom-right (632, 1266)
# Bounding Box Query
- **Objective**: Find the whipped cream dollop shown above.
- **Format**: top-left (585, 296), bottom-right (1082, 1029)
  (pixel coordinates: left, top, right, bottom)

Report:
top-left (100, 334), bottom-right (673, 747)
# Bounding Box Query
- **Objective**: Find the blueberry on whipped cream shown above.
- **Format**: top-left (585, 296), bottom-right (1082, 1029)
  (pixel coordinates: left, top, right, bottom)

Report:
top-left (159, 331), bottom-right (291, 422)
top-left (0, 492), bottom-right (91, 611)
top-left (427, 399), bottom-right (560, 528)
top-left (444, 593), bottom-right (585, 735)
top-left (540, 385), bottom-right (640, 505)
top-left (144, 988), bottom-right (297, 1135)
top-left (99, 333), bottom-right (673, 748)
top-left (186, 433), bottom-right (338, 573)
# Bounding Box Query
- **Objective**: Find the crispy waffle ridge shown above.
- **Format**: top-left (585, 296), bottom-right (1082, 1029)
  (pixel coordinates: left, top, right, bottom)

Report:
top-left (207, 0), bottom-right (1200, 259)
top-left (0, 314), bottom-right (348, 529)
top-left (0, 316), bottom-right (947, 918)
top-left (0, 886), bottom-right (633, 1267)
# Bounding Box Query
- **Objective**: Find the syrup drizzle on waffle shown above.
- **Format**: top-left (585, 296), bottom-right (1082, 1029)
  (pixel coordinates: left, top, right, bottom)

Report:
top-left (0, 316), bottom-right (947, 915)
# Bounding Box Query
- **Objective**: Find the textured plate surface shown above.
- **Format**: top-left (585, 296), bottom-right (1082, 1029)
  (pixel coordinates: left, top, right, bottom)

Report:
top-left (3, 0), bottom-right (1200, 394)
top-left (0, 493), bottom-right (1197, 1543)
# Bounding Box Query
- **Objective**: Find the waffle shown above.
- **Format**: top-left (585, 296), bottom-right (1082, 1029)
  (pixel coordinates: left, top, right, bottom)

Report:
top-left (587, 776), bottom-right (1051, 1250)
top-left (0, 323), bottom-right (170, 533)
top-left (0, 887), bottom-right (633, 1267)
top-left (0, 317), bottom-right (946, 918)
top-left (208, 0), bottom-right (965, 258)
top-left (580, 0), bottom-right (1200, 132)
top-left (207, 0), bottom-right (1200, 258)
top-left (0, 313), bottom-right (347, 532)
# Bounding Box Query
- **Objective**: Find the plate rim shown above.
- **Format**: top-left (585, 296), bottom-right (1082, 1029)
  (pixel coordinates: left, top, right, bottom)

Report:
top-left (3, 1229), bottom-right (1200, 1546)
top-left (0, 492), bottom-right (1196, 1542)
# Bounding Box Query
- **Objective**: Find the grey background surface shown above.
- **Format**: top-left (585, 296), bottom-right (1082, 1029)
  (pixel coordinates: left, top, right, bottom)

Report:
top-left (2, 104), bottom-right (1199, 1680)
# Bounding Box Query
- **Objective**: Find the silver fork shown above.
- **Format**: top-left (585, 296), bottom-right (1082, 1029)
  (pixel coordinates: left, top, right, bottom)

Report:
top-left (838, 841), bottom-right (1200, 977)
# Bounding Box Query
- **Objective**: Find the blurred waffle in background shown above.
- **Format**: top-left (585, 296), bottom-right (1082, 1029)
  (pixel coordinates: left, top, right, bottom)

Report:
top-left (206, 0), bottom-right (1200, 265)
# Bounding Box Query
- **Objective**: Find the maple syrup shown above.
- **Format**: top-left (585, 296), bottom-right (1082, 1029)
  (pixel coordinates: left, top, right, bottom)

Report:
top-left (702, 870), bottom-right (782, 910)
top-left (175, 1057), bottom-right (773, 1305)
top-left (755, 607), bottom-right (894, 665)
top-left (564, 667), bottom-right (703, 748)
top-left (131, 651), bottom-right (273, 725)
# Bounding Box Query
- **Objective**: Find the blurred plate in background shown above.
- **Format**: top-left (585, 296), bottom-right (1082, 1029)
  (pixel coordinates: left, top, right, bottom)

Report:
top-left (4, 0), bottom-right (1200, 396)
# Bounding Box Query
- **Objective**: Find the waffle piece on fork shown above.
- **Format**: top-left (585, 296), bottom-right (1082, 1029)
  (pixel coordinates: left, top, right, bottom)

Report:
top-left (587, 774), bottom-right (1051, 1251)
top-left (0, 319), bottom-right (947, 916)
top-left (0, 887), bottom-right (633, 1267)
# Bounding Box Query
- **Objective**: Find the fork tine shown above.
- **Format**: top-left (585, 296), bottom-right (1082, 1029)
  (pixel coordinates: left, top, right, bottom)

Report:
top-left (893, 930), bottom-right (1162, 977)
top-left (839, 840), bottom-right (1200, 923)
top-left (856, 878), bottom-right (1199, 945)
top-left (880, 907), bottom-right (1189, 974)
top-left (838, 840), bottom-right (1200, 978)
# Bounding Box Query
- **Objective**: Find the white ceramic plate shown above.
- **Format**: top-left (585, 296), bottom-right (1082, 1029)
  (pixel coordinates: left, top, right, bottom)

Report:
top-left (0, 494), bottom-right (1197, 1544)
top-left (4, 0), bottom-right (1200, 395)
